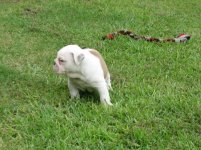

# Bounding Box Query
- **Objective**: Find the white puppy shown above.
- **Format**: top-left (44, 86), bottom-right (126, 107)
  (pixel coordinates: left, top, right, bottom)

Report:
top-left (53, 45), bottom-right (113, 106)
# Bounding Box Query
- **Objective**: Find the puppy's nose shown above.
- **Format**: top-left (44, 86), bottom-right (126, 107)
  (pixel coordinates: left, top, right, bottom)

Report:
top-left (53, 61), bottom-right (56, 65)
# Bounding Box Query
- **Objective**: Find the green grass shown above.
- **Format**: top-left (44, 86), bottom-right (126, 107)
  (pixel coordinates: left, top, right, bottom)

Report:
top-left (0, 0), bottom-right (201, 149)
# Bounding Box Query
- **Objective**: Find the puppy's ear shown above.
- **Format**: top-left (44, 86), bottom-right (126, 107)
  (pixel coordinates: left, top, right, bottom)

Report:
top-left (72, 52), bottom-right (85, 65)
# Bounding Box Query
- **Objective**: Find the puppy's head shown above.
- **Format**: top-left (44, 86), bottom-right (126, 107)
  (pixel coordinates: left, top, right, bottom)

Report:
top-left (53, 45), bottom-right (85, 74)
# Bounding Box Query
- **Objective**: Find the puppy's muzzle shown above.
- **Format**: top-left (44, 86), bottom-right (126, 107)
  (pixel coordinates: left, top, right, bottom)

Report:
top-left (53, 60), bottom-right (59, 73)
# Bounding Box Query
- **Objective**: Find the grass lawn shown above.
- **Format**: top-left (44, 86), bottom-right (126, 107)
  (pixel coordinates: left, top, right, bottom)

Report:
top-left (0, 0), bottom-right (201, 149)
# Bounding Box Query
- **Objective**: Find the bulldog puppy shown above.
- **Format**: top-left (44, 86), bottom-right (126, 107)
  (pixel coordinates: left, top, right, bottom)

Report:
top-left (53, 45), bottom-right (113, 106)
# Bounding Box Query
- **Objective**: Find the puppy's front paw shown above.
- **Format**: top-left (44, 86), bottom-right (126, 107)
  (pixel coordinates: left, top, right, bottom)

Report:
top-left (68, 79), bottom-right (80, 100)
top-left (70, 92), bottom-right (80, 99)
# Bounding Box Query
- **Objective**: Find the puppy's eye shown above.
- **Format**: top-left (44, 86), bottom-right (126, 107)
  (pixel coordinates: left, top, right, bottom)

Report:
top-left (59, 59), bottom-right (65, 62)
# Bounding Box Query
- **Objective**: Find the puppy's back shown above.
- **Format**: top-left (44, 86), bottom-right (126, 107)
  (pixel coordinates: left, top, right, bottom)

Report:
top-left (88, 49), bottom-right (109, 79)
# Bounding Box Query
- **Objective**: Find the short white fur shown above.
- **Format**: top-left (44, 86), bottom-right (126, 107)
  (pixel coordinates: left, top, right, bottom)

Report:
top-left (53, 45), bottom-right (113, 106)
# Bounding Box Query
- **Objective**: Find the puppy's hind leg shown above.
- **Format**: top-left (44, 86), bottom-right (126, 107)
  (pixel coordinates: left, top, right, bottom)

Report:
top-left (105, 73), bottom-right (113, 91)
top-left (96, 82), bottom-right (113, 106)
top-left (68, 79), bottom-right (80, 99)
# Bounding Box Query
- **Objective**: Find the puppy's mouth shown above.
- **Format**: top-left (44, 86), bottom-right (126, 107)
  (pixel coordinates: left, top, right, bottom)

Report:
top-left (53, 65), bottom-right (57, 72)
top-left (53, 62), bottom-right (67, 75)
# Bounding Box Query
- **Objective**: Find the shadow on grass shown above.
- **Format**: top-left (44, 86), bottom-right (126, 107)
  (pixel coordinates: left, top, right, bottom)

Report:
top-left (0, 64), bottom-right (100, 107)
